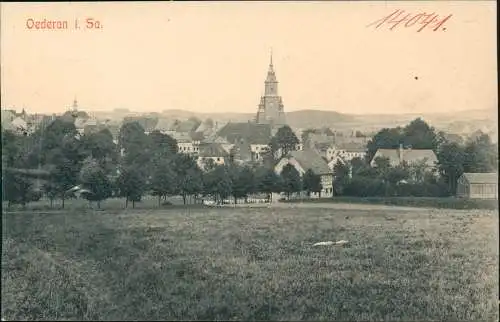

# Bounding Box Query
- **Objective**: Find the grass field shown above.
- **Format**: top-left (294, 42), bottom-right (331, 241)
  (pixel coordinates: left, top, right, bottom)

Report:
top-left (282, 196), bottom-right (499, 210)
top-left (2, 204), bottom-right (499, 321)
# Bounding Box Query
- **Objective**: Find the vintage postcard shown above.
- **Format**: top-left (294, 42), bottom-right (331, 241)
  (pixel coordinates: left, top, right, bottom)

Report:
top-left (1, 1), bottom-right (498, 321)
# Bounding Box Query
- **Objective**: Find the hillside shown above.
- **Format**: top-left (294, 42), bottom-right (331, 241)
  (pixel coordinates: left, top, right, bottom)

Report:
top-left (89, 108), bottom-right (496, 137)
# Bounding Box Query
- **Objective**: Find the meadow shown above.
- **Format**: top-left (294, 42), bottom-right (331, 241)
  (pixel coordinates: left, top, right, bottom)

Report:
top-left (1, 202), bottom-right (499, 321)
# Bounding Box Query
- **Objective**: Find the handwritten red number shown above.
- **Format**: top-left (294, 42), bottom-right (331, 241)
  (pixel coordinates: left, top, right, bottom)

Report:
top-left (369, 10), bottom-right (451, 32)
top-left (405, 13), bottom-right (425, 28)
top-left (367, 9), bottom-right (401, 29)
top-left (386, 10), bottom-right (412, 30)
top-left (417, 13), bottom-right (438, 32)
top-left (433, 14), bottom-right (452, 31)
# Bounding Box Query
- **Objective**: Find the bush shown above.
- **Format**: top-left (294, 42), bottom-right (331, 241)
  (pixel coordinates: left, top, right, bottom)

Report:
top-left (343, 177), bottom-right (386, 197)
top-left (29, 190), bottom-right (43, 202)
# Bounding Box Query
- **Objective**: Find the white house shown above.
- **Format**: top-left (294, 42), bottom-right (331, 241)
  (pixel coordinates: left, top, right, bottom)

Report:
top-left (250, 144), bottom-right (270, 161)
top-left (327, 155), bottom-right (346, 172)
top-left (275, 150), bottom-right (334, 198)
top-left (336, 148), bottom-right (366, 162)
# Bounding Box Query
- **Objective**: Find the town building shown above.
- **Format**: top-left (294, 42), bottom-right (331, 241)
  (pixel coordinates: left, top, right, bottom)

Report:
top-left (456, 173), bottom-right (498, 199)
top-left (275, 150), bottom-right (334, 198)
top-left (370, 144), bottom-right (438, 170)
top-left (197, 143), bottom-right (230, 170)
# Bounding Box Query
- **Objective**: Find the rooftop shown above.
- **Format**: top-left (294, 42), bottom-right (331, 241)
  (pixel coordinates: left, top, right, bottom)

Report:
top-left (462, 173), bottom-right (498, 184)
top-left (288, 150), bottom-right (331, 175)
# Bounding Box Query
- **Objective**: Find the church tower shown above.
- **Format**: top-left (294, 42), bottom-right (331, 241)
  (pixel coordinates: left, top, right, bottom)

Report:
top-left (255, 51), bottom-right (286, 129)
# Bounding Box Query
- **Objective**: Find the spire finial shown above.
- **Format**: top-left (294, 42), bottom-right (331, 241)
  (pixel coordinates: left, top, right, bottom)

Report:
top-left (270, 47), bottom-right (273, 66)
top-left (72, 96), bottom-right (78, 111)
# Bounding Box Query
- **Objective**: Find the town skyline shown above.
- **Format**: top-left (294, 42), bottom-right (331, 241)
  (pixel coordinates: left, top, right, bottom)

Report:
top-left (1, 2), bottom-right (497, 115)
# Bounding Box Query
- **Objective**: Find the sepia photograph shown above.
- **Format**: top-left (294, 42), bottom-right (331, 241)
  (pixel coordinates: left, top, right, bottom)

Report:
top-left (1, 1), bottom-right (498, 321)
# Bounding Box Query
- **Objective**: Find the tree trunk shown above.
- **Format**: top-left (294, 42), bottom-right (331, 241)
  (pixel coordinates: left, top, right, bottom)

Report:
top-left (182, 194), bottom-right (186, 205)
top-left (158, 195), bottom-right (161, 207)
top-left (97, 200), bottom-right (101, 209)
top-left (62, 196), bottom-right (65, 209)
top-left (132, 200), bottom-right (135, 208)
top-left (234, 196), bottom-right (237, 204)
top-left (50, 198), bottom-right (54, 208)
top-left (125, 197), bottom-right (128, 208)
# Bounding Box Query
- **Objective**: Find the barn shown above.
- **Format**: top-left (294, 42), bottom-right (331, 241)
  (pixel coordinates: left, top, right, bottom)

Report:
top-left (456, 173), bottom-right (498, 199)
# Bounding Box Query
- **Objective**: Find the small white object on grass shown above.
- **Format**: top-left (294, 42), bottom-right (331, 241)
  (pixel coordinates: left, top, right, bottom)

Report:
top-left (313, 240), bottom-right (348, 246)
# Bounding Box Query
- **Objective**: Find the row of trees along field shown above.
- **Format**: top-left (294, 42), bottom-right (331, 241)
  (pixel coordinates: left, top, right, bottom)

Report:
top-left (2, 117), bottom-right (497, 208)
top-left (1, 119), bottom-right (320, 209)
top-left (333, 118), bottom-right (498, 197)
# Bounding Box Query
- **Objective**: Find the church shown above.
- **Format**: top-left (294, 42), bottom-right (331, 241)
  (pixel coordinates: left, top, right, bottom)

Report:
top-left (255, 52), bottom-right (287, 130)
top-left (217, 52), bottom-right (287, 145)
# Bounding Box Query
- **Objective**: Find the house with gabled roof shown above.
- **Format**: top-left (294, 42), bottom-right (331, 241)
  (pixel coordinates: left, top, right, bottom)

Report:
top-left (370, 144), bottom-right (438, 170)
top-left (217, 122), bottom-right (272, 145)
top-left (457, 173), bottom-right (498, 199)
top-left (197, 142), bottom-right (230, 171)
top-left (275, 150), bottom-right (333, 198)
top-left (229, 138), bottom-right (253, 165)
top-left (10, 116), bottom-right (29, 135)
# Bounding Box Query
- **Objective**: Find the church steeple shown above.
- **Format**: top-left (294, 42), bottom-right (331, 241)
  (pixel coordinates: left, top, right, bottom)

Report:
top-left (255, 51), bottom-right (286, 128)
top-left (71, 96), bottom-right (78, 112)
top-left (265, 50), bottom-right (278, 95)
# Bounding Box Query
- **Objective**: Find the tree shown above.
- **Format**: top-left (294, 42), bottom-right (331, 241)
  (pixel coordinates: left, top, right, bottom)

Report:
top-left (373, 156), bottom-right (392, 179)
top-left (403, 118), bottom-right (438, 150)
top-left (255, 167), bottom-right (282, 202)
top-left (366, 127), bottom-right (404, 161)
top-left (386, 164), bottom-right (409, 184)
top-left (206, 165), bottom-right (232, 204)
top-left (2, 130), bottom-right (22, 167)
top-left (79, 157), bottom-right (112, 208)
top-left (333, 161), bottom-right (350, 195)
top-left (150, 158), bottom-right (178, 206)
top-left (81, 128), bottom-right (117, 172)
top-left (280, 164), bottom-right (302, 200)
top-left (2, 171), bottom-right (34, 209)
top-left (463, 133), bottom-right (498, 173)
top-left (201, 158), bottom-right (217, 172)
top-left (303, 169), bottom-right (322, 197)
top-left (269, 125), bottom-right (300, 159)
top-left (407, 159), bottom-right (430, 183)
top-left (178, 167), bottom-right (204, 205)
top-left (116, 166), bottom-right (147, 208)
top-left (229, 165), bottom-right (255, 204)
top-left (148, 130), bottom-right (178, 158)
top-left (173, 154), bottom-right (204, 204)
top-left (50, 135), bottom-right (87, 208)
top-left (119, 122), bottom-right (150, 156)
top-left (437, 142), bottom-right (466, 195)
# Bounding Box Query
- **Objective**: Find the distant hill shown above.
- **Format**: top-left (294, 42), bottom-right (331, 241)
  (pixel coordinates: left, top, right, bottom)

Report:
top-left (285, 109), bottom-right (357, 129)
top-left (89, 108), bottom-right (496, 138)
top-left (157, 109), bottom-right (357, 129)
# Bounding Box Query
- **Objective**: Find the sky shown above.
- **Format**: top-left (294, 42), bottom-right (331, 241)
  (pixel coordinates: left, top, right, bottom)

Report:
top-left (1, 1), bottom-right (497, 115)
